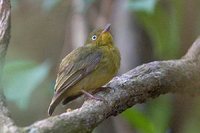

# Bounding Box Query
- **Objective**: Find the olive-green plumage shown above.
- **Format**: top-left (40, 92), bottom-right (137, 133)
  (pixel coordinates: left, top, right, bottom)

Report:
top-left (48, 24), bottom-right (120, 116)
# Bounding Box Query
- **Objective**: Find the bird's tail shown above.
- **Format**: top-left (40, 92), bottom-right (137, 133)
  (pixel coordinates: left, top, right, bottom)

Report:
top-left (48, 93), bottom-right (63, 116)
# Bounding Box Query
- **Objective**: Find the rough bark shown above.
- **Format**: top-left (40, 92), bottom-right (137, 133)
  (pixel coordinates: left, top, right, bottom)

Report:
top-left (0, 94), bottom-right (19, 133)
top-left (1, 0), bottom-right (200, 132)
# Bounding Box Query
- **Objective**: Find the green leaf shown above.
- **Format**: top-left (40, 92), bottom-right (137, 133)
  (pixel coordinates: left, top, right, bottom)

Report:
top-left (127, 0), bottom-right (158, 14)
top-left (2, 60), bottom-right (51, 110)
top-left (122, 108), bottom-right (156, 133)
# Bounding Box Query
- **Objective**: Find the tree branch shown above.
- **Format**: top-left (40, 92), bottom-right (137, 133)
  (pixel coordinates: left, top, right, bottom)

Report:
top-left (0, 0), bottom-right (10, 79)
top-left (0, 0), bottom-right (20, 132)
top-left (20, 37), bottom-right (200, 133)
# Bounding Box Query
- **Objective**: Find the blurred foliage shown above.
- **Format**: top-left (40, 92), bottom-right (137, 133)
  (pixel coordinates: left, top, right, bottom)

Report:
top-left (83, 0), bottom-right (96, 13)
top-left (42, 0), bottom-right (62, 11)
top-left (11, 0), bottom-right (96, 12)
top-left (128, 0), bottom-right (183, 59)
top-left (2, 60), bottom-right (51, 110)
top-left (122, 95), bottom-right (172, 133)
top-left (122, 108), bottom-right (156, 133)
top-left (10, 0), bottom-right (19, 9)
top-left (127, 0), bottom-right (157, 13)
top-left (11, 0), bottom-right (63, 11)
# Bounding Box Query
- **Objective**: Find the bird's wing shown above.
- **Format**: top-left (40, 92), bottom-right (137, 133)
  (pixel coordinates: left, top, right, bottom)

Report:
top-left (55, 48), bottom-right (102, 94)
top-left (48, 47), bottom-right (102, 115)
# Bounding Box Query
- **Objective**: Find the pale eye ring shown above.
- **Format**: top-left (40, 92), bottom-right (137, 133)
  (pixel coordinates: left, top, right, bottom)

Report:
top-left (91, 35), bottom-right (97, 40)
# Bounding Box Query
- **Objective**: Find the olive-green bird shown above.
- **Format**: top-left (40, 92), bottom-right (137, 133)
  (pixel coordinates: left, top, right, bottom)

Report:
top-left (48, 24), bottom-right (121, 116)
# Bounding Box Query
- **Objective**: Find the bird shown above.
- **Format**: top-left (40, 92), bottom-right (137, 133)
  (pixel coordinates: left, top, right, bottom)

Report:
top-left (48, 24), bottom-right (121, 116)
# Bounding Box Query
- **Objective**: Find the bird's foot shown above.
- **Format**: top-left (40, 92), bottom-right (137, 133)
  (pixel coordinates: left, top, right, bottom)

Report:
top-left (92, 86), bottom-right (112, 94)
top-left (81, 89), bottom-right (107, 103)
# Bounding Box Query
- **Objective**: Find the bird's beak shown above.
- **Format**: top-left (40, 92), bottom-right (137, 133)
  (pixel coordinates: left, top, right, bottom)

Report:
top-left (102, 24), bottom-right (111, 33)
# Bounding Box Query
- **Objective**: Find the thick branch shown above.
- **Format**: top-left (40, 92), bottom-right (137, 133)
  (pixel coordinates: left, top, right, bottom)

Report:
top-left (21, 37), bottom-right (200, 133)
top-left (0, 0), bottom-right (21, 133)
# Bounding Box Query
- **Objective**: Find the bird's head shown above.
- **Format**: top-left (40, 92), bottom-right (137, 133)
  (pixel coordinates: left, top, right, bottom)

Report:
top-left (84, 24), bottom-right (114, 46)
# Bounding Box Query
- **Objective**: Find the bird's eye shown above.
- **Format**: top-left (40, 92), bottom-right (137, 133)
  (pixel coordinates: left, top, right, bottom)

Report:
top-left (91, 35), bottom-right (97, 40)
